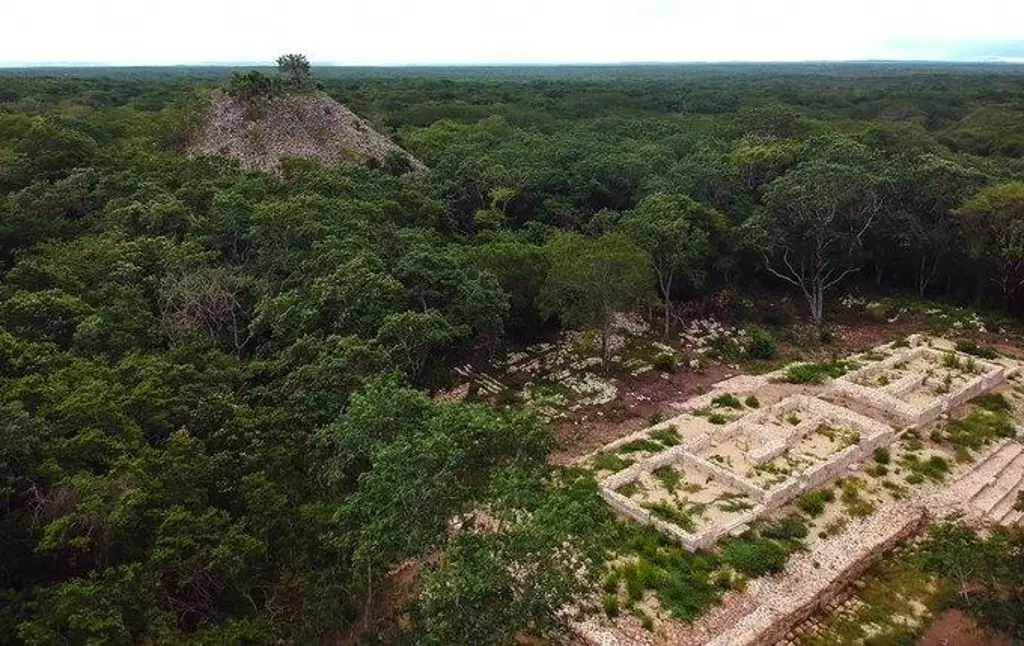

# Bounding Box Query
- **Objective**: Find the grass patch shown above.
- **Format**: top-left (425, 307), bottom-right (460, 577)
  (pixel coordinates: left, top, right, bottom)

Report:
top-left (721, 537), bottom-right (789, 577)
top-left (820, 516), bottom-right (849, 538)
top-left (974, 392), bottom-right (1011, 413)
top-left (784, 361), bottom-right (849, 384)
top-left (712, 393), bottom-right (744, 409)
top-left (798, 488), bottom-right (836, 517)
top-left (800, 543), bottom-right (937, 646)
top-left (708, 413), bottom-right (729, 425)
top-left (652, 466), bottom-right (682, 494)
top-left (617, 439), bottom-right (664, 454)
top-left (717, 497), bottom-right (754, 513)
top-left (955, 339), bottom-right (999, 359)
top-left (649, 425), bottom-right (681, 446)
top-left (610, 529), bottom-right (724, 622)
top-left (617, 481), bottom-right (643, 498)
top-left (840, 478), bottom-right (876, 517)
top-left (936, 408), bottom-right (1016, 450)
top-left (592, 451), bottom-right (633, 472)
top-left (900, 453), bottom-right (950, 483)
top-left (602, 594), bottom-right (619, 617)
top-left (759, 513), bottom-right (809, 541)
top-left (744, 395), bottom-right (761, 409)
top-left (643, 501), bottom-right (705, 532)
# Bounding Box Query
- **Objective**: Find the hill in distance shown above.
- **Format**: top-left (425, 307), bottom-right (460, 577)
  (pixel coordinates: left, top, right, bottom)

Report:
top-left (190, 88), bottom-right (426, 175)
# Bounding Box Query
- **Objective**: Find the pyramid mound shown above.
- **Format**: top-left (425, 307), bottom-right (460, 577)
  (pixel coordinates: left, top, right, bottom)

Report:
top-left (191, 89), bottom-right (425, 175)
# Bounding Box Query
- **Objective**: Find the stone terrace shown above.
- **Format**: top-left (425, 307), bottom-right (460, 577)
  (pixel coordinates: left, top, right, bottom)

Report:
top-left (586, 335), bottom-right (1016, 553)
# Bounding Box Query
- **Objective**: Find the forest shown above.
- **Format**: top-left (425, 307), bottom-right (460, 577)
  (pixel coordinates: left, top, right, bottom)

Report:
top-left (1, 62), bottom-right (1023, 644)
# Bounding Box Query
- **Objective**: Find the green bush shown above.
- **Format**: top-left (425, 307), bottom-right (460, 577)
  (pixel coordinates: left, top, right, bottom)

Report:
top-left (798, 488), bottom-right (835, 516)
top-left (721, 538), bottom-right (789, 577)
top-left (602, 594), bottom-right (620, 617)
top-left (873, 447), bottom-right (891, 465)
top-left (649, 426), bottom-right (681, 446)
top-left (744, 395), bottom-right (761, 409)
top-left (712, 393), bottom-right (743, 409)
top-left (784, 361), bottom-right (849, 384)
top-left (592, 451), bottom-right (633, 472)
top-left (941, 409), bottom-right (1016, 449)
top-left (955, 340), bottom-right (999, 359)
top-left (708, 413), bottom-right (728, 425)
top-left (618, 439), bottom-right (664, 453)
top-left (975, 393), bottom-right (1011, 413)
top-left (759, 513), bottom-right (809, 541)
top-left (745, 326), bottom-right (778, 360)
top-left (652, 353), bottom-right (677, 373)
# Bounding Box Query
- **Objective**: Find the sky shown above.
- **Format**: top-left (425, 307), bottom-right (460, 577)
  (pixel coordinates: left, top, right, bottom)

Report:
top-left (3, 0), bottom-right (1024, 66)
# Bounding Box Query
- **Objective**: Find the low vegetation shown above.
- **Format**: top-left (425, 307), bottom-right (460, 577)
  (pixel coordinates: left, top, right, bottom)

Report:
top-left (784, 361), bottom-right (850, 384)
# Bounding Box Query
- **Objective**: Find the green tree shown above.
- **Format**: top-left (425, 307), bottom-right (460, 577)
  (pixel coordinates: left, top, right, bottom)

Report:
top-left (540, 233), bottom-right (651, 368)
top-left (957, 181), bottom-right (1024, 306)
top-left (276, 54), bottom-right (311, 89)
top-left (746, 161), bottom-right (882, 326)
top-left (620, 193), bottom-right (727, 336)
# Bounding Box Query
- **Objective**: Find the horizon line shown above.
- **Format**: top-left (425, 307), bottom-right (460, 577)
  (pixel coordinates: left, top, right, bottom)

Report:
top-left (2, 58), bottom-right (1023, 69)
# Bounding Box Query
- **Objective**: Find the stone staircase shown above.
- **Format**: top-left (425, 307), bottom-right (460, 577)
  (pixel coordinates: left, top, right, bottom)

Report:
top-left (961, 442), bottom-right (1024, 526)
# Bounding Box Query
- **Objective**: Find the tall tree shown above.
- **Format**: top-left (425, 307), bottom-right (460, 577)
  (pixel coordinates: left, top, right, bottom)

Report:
top-left (276, 54), bottom-right (311, 89)
top-left (746, 161), bottom-right (882, 326)
top-left (540, 233), bottom-right (651, 369)
top-left (958, 181), bottom-right (1024, 306)
top-left (619, 193), bottom-right (727, 336)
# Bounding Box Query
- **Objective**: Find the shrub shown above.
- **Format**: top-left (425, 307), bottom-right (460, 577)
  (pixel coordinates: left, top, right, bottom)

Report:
top-left (955, 340), bottom-right (999, 359)
top-left (873, 447), bottom-right (891, 465)
top-left (975, 393), bottom-right (1011, 413)
top-left (649, 426), bottom-right (681, 446)
top-left (618, 439), bottom-right (664, 453)
top-left (798, 489), bottom-right (835, 517)
top-left (841, 479), bottom-right (876, 517)
top-left (942, 409), bottom-right (1016, 449)
top-left (652, 466), bottom-right (682, 493)
top-left (784, 361), bottom-right (849, 384)
top-left (1014, 490), bottom-right (1024, 512)
top-left (652, 352), bottom-right (677, 373)
top-left (644, 502), bottom-right (703, 532)
top-left (721, 538), bottom-right (789, 577)
top-left (593, 451), bottom-right (632, 472)
top-left (744, 395), bottom-right (761, 409)
top-left (745, 326), bottom-right (778, 360)
top-left (821, 516), bottom-right (849, 537)
top-left (712, 393), bottom-right (743, 409)
top-left (708, 413), bottom-right (728, 425)
top-left (602, 594), bottom-right (620, 617)
top-left (760, 513), bottom-right (809, 541)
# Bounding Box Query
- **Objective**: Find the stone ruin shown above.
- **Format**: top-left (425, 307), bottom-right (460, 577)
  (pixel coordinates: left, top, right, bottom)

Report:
top-left (588, 336), bottom-right (1021, 552)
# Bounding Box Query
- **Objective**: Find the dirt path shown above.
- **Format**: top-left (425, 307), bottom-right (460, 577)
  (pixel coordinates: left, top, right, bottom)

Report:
top-left (917, 609), bottom-right (1012, 646)
top-left (549, 365), bottom-right (732, 465)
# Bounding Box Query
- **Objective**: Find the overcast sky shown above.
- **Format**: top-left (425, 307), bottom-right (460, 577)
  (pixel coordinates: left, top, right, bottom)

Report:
top-left (4, 0), bottom-right (1024, 65)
